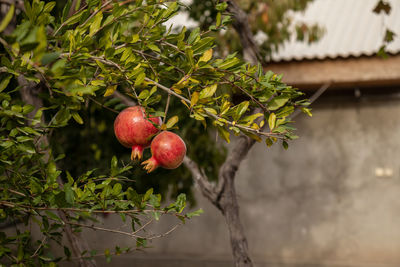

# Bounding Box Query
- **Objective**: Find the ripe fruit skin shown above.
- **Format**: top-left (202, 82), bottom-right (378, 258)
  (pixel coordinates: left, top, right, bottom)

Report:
top-left (142, 131), bottom-right (186, 173)
top-left (114, 106), bottom-right (161, 160)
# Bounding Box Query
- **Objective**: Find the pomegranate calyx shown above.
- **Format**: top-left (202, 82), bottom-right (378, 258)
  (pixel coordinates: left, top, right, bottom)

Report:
top-left (141, 157), bottom-right (158, 173)
top-left (131, 145), bottom-right (145, 161)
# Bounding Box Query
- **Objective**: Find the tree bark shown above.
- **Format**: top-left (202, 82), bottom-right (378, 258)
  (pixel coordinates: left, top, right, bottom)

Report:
top-left (219, 179), bottom-right (252, 267)
top-left (225, 0), bottom-right (260, 64)
top-left (215, 1), bottom-right (259, 266)
top-left (216, 135), bottom-right (256, 267)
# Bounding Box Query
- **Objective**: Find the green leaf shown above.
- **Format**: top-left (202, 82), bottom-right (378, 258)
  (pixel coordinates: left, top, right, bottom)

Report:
top-left (22, 104), bottom-right (35, 114)
top-left (217, 57), bottom-right (241, 70)
top-left (143, 188), bottom-right (153, 202)
top-left (64, 184), bottom-right (74, 204)
top-left (199, 84), bottom-right (217, 99)
top-left (235, 101), bottom-right (249, 119)
top-left (45, 211), bottom-right (61, 222)
top-left (68, 86), bottom-right (99, 96)
top-left (43, 2), bottom-right (56, 13)
top-left (41, 52), bottom-right (61, 65)
top-left (131, 34), bottom-right (139, 43)
top-left (265, 137), bottom-right (273, 147)
top-left (198, 49), bottom-right (213, 63)
top-left (268, 95), bottom-right (289, 111)
top-left (134, 72), bottom-right (146, 87)
top-left (186, 208), bottom-right (203, 218)
top-left (268, 113), bottom-right (276, 130)
top-left (0, 5), bottom-right (14, 33)
top-left (204, 107), bottom-right (217, 115)
top-left (0, 75), bottom-right (12, 92)
top-left (217, 126), bottom-right (230, 143)
top-left (187, 27), bottom-right (200, 44)
top-left (163, 1), bottom-right (178, 18)
top-left (216, 12), bottom-right (221, 27)
top-left (64, 10), bottom-right (84, 26)
top-left (242, 131), bottom-right (262, 142)
top-left (113, 183), bottom-right (122, 195)
top-left (166, 115), bottom-right (179, 129)
top-left (89, 11), bottom-right (103, 36)
top-left (185, 47), bottom-right (194, 66)
top-left (301, 107), bottom-right (312, 117)
top-left (282, 141), bottom-right (289, 150)
top-left (54, 108), bottom-right (71, 125)
top-left (71, 111), bottom-right (84, 124)
top-left (190, 91), bottom-right (199, 107)
top-left (104, 85), bottom-right (117, 97)
top-left (192, 37), bottom-right (214, 54)
top-left (174, 193), bottom-right (186, 213)
top-left (216, 2), bottom-right (228, 11)
top-left (147, 44), bottom-right (160, 53)
top-left (138, 89), bottom-right (149, 99)
top-left (241, 113), bottom-right (263, 123)
top-left (120, 48), bottom-right (133, 62)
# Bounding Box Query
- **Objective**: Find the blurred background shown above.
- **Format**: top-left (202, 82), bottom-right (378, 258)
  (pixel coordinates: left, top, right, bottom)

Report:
top-left (91, 0), bottom-right (400, 266)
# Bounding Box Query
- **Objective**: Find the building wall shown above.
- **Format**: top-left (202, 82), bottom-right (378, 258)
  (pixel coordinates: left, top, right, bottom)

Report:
top-left (83, 92), bottom-right (400, 267)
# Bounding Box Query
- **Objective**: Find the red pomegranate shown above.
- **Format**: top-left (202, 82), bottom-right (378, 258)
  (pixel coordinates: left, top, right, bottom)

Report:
top-left (114, 106), bottom-right (161, 160)
top-left (142, 131), bottom-right (186, 173)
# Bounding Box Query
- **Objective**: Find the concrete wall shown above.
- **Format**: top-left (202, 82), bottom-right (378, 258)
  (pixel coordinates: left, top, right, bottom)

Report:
top-left (81, 91), bottom-right (400, 267)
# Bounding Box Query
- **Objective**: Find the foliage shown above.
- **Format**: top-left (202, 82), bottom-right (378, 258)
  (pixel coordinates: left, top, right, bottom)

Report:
top-left (0, 0), bottom-right (310, 265)
top-left (51, 96), bottom-right (226, 207)
top-left (373, 0), bottom-right (396, 58)
top-left (187, 0), bottom-right (325, 61)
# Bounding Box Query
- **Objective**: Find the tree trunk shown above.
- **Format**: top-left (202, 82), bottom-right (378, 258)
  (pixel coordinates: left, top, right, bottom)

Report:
top-left (216, 135), bottom-right (256, 267)
top-left (219, 177), bottom-right (252, 267)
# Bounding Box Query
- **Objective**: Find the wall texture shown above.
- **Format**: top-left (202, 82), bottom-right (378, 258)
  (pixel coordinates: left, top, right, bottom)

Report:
top-left (82, 92), bottom-right (400, 267)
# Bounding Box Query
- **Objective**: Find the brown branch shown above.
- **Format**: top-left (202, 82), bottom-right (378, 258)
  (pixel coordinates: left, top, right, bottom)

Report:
top-left (289, 82), bottom-right (331, 119)
top-left (0, 201), bottom-right (170, 215)
top-left (144, 77), bottom-right (284, 139)
top-left (64, 220), bottom-right (181, 240)
top-left (182, 156), bottom-right (217, 204)
top-left (112, 90), bottom-right (136, 106)
top-left (80, 1), bottom-right (112, 28)
top-left (224, 0), bottom-right (260, 65)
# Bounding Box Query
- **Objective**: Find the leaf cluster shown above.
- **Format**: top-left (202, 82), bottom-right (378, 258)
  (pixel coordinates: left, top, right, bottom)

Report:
top-left (0, 0), bottom-right (310, 264)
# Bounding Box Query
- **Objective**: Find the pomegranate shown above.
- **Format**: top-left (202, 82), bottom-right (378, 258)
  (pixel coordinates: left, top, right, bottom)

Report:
top-left (114, 106), bottom-right (161, 160)
top-left (142, 131), bottom-right (186, 173)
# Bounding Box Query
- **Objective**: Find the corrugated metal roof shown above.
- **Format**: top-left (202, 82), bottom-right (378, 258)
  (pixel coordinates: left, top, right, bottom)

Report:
top-left (270, 0), bottom-right (400, 62)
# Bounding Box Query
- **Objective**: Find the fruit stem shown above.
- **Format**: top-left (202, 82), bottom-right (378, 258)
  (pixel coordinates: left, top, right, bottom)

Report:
top-left (141, 157), bottom-right (159, 173)
top-left (131, 145), bottom-right (144, 161)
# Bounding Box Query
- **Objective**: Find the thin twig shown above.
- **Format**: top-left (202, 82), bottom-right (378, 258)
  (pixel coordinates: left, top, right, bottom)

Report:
top-left (30, 236), bottom-right (47, 258)
top-left (80, 1), bottom-right (112, 28)
top-left (88, 96), bottom-right (119, 114)
top-left (53, 3), bottom-right (88, 36)
top-left (145, 77), bottom-right (284, 139)
top-left (162, 93), bottom-right (171, 124)
top-left (289, 82), bottom-right (331, 119)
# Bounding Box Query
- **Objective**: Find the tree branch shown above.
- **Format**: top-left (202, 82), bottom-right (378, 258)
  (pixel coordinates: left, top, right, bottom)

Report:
top-left (224, 0), bottom-right (260, 65)
top-left (182, 156), bottom-right (217, 204)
